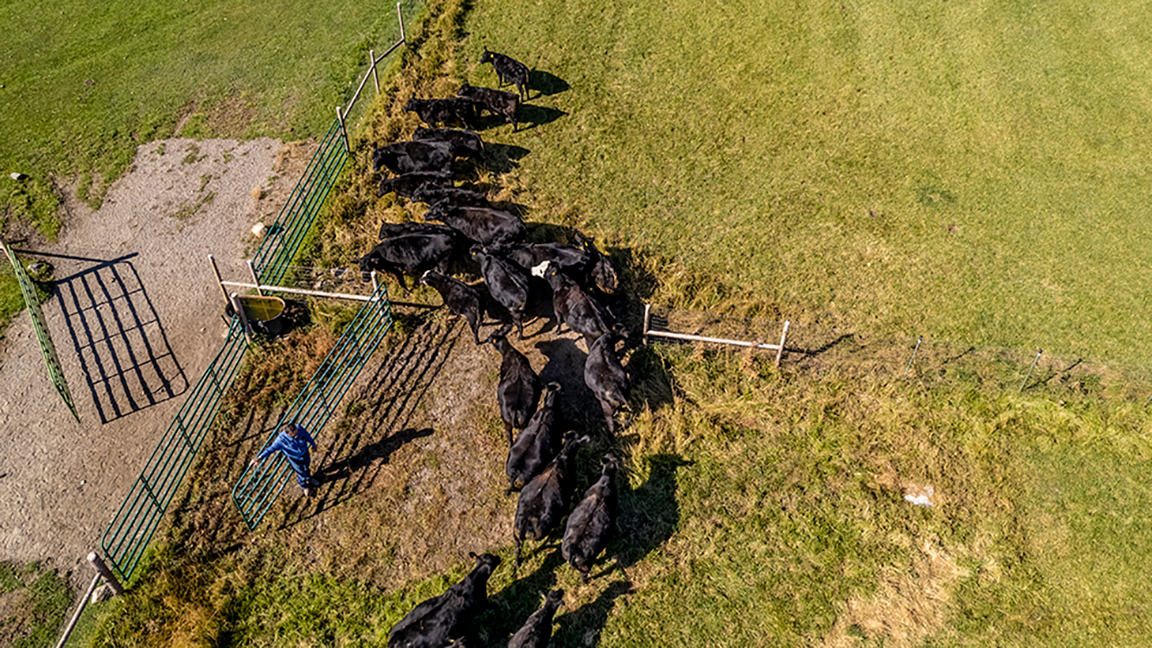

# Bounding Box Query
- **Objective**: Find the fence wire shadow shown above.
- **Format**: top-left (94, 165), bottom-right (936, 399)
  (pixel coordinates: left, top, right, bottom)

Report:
top-left (276, 313), bottom-right (461, 527)
top-left (50, 252), bottom-right (188, 423)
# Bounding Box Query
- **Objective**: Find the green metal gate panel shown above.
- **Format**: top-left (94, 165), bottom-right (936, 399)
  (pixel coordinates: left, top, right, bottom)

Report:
top-left (2, 239), bottom-right (78, 422)
top-left (100, 118), bottom-right (349, 581)
top-left (231, 287), bottom-right (394, 531)
top-left (252, 119), bottom-right (348, 286)
top-left (100, 317), bottom-right (249, 580)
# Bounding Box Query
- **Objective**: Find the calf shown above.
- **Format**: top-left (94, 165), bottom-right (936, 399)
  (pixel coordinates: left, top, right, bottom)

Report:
top-left (480, 48), bottom-right (530, 101)
top-left (378, 171), bottom-right (452, 198)
top-left (513, 432), bottom-right (589, 565)
top-left (535, 261), bottom-right (611, 345)
top-left (428, 204), bottom-right (526, 246)
top-left (489, 329), bottom-right (541, 444)
top-left (575, 233), bottom-right (619, 295)
top-left (457, 82), bottom-right (519, 130)
top-left (413, 126), bottom-right (484, 158)
top-left (562, 455), bottom-right (619, 583)
top-left (371, 140), bottom-right (454, 175)
top-left (411, 184), bottom-right (490, 210)
top-left (508, 590), bottom-right (565, 648)
top-left (420, 270), bottom-right (484, 345)
top-left (502, 242), bottom-right (590, 275)
top-left (404, 96), bottom-right (479, 129)
top-left (584, 330), bottom-right (629, 434)
top-left (379, 221), bottom-right (455, 241)
top-left (387, 552), bottom-right (501, 648)
top-left (472, 247), bottom-right (531, 339)
top-left (506, 382), bottom-right (562, 491)
top-left (358, 233), bottom-right (456, 295)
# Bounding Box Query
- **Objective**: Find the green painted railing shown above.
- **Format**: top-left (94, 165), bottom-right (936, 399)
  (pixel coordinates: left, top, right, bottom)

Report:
top-left (252, 119), bottom-right (349, 286)
top-left (99, 118), bottom-right (350, 581)
top-left (231, 286), bottom-right (394, 530)
top-left (99, 317), bottom-right (248, 580)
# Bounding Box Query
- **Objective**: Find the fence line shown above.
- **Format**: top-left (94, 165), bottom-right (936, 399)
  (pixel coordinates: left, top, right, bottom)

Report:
top-left (643, 304), bottom-right (1152, 400)
top-left (97, 8), bottom-right (413, 587)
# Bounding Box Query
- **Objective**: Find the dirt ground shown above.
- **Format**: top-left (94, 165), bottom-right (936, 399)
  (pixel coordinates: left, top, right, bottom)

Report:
top-left (0, 137), bottom-right (310, 590)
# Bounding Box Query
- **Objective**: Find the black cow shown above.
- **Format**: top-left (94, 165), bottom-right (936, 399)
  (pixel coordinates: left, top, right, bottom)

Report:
top-left (427, 204), bottom-right (526, 246)
top-left (501, 242), bottom-right (590, 276)
top-left (489, 329), bottom-right (541, 445)
top-left (379, 221), bottom-right (456, 241)
top-left (378, 171), bottom-right (453, 198)
top-left (420, 270), bottom-right (484, 345)
top-left (575, 233), bottom-right (619, 295)
top-left (513, 432), bottom-right (589, 566)
top-left (371, 140), bottom-right (454, 175)
top-left (412, 184), bottom-right (490, 209)
top-left (536, 261), bottom-right (611, 344)
top-left (506, 382), bottom-right (562, 491)
top-left (562, 455), bottom-right (619, 583)
top-left (584, 330), bottom-right (629, 434)
top-left (480, 48), bottom-right (530, 101)
top-left (405, 97), bottom-right (479, 129)
top-left (472, 247), bottom-right (531, 339)
top-left (457, 82), bottom-right (519, 131)
top-left (413, 126), bottom-right (485, 158)
top-left (387, 552), bottom-right (501, 648)
top-left (358, 233), bottom-right (456, 295)
top-left (508, 590), bottom-right (565, 648)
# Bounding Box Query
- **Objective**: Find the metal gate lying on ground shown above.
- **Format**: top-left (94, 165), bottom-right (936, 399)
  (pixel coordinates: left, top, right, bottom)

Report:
top-left (230, 285), bottom-right (395, 531)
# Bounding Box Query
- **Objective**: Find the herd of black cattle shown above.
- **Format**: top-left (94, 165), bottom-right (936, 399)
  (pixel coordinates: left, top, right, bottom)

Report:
top-left (359, 51), bottom-right (634, 648)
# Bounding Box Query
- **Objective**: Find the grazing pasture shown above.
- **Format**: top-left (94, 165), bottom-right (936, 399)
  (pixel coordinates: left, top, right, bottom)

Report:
top-left (461, 0), bottom-right (1152, 361)
top-left (0, 0), bottom-right (420, 237)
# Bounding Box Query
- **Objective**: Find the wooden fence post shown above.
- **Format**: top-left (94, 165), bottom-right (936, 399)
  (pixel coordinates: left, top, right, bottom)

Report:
top-left (641, 304), bottom-right (651, 345)
top-left (370, 49), bottom-right (380, 94)
top-left (397, 2), bottom-right (406, 43)
top-left (246, 260), bottom-right (263, 296)
top-left (208, 254), bottom-right (230, 308)
top-left (336, 106), bottom-right (351, 154)
top-left (231, 293), bottom-right (253, 343)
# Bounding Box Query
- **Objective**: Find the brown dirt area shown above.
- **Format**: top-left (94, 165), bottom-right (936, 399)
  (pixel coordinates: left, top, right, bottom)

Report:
top-left (0, 136), bottom-right (321, 590)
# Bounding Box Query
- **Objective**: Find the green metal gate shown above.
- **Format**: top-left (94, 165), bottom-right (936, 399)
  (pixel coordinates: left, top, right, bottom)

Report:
top-left (231, 285), bottom-right (394, 530)
top-left (100, 118), bottom-right (349, 581)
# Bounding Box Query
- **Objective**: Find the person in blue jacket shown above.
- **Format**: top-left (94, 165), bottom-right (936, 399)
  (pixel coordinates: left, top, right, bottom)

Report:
top-left (250, 423), bottom-right (319, 496)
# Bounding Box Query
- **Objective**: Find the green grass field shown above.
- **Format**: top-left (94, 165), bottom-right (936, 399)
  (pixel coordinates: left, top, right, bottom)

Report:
top-left (29, 0), bottom-right (1152, 646)
top-left (461, 0), bottom-right (1152, 362)
top-left (0, 0), bottom-right (419, 238)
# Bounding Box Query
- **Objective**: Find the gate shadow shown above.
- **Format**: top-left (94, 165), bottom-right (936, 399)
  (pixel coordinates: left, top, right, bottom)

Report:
top-left (38, 250), bottom-right (187, 423)
top-left (278, 313), bottom-right (460, 527)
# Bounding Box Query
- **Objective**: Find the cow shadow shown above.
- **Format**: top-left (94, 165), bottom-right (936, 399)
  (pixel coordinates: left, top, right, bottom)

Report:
top-left (551, 580), bottom-right (634, 647)
top-left (529, 71), bottom-right (570, 97)
top-left (519, 105), bottom-right (568, 129)
top-left (534, 337), bottom-right (598, 427)
top-left (471, 551), bottom-right (566, 645)
top-left (480, 143), bottom-right (531, 174)
top-left (614, 453), bottom-right (691, 568)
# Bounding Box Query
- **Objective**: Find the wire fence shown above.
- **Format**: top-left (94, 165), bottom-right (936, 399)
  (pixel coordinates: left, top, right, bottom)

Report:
top-left (643, 304), bottom-right (1152, 402)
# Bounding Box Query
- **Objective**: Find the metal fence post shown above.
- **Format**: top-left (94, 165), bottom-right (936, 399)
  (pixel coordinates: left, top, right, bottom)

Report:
top-left (774, 320), bottom-right (791, 367)
top-left (903, 335), bottom-right (923, 378)
top-left (87, 552), bottom-right (125, 596)
top-left (1020, 349), bottom-right (1042, 392)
